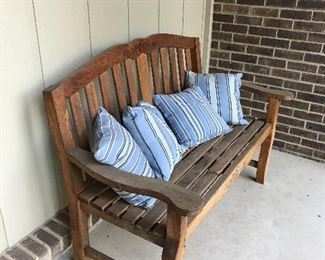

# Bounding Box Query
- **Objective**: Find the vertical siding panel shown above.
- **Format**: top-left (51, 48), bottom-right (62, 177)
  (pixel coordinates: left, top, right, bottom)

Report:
top-left (33, 0), bottom-right (91, 220)
top-left (0, 209), bottom-right (8, 251)
top-left (129, 0), bottom-right (159, 39)
top-left (1, 1), bottom-right (59, 246)
top-left (34, 0), bottom-right (91, 86)
top-left (183, 0), bottom-right (204, 41)
top-left (159, 0), bottom-right (183, 34)
top-left (88, 0), bottom-right (129, 56)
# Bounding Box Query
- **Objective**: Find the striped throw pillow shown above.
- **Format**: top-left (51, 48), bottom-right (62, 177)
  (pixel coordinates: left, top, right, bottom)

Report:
top-left (123, 101), bottom-right (183, 181)
top-left (92, 106), bottom-right (156, 208)
top-left (186, 71), bottom-right (248, 125)
top-left (153, 86), bottom-right (231, 149)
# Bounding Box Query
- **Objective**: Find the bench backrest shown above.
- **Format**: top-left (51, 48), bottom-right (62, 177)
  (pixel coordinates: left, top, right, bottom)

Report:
top-left (44, 34), bottom-right (202, 155)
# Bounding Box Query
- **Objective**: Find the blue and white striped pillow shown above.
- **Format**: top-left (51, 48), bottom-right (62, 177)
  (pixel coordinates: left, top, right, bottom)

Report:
top-left (92, 106), bottom-right (156, 208)
top-left (123, 101), bottom-right (182, 181)
top-left (186, 71), bottom-right (248, 125)
top-left (153, 86), bottom-right (231, 149)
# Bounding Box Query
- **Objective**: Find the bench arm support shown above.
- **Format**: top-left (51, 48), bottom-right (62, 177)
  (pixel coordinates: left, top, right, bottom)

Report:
top-left (67, 148), bottom-right (203, 216)
top-left (241, 81), bottom-right (294, 101)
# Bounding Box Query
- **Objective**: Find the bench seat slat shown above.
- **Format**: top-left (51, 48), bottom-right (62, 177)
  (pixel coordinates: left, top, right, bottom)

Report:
top-left (77, 118), bottom-right (270, 245)
top-left (134, 120), bottom-right (252, 231)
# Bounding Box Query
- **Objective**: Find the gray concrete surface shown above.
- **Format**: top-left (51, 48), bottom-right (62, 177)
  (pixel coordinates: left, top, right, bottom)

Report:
top-left (62, 150), bottom-right (325, 260)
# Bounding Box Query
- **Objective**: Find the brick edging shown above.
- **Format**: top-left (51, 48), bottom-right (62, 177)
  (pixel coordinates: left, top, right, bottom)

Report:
top-left (0, 208), bottom-right (100, 260)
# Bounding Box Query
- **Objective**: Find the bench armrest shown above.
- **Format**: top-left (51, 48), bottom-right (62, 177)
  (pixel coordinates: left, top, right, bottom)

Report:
top-left (67, 147), bottom-right (203, 216)
top-left (241, 81), bottom-right (294, 101)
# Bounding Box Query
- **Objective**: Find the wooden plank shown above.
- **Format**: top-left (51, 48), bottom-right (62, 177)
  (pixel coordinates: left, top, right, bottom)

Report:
top-left (105, 199), bottom-right (130, 218)
top-left (135, 137), bottom-right (223, 231)
top-left (84, 246), bottom-right (114, 260)
top-left (248, 159), bottom-right (258, 168)
top-left (150, 49), bottom-right (163, 94)
top-left (112, 63), bottom-right (127, 113)
top-left (137, 122), bottom-right (251, 232)
top-left (121, 206), bottom-right (149, 224)
top-left (124, 59), bottom-right (138, 106)
top-left (91, 189), bottom-right (119, 211)
top-left (187, 123), bottom-right (272, 237)
top-left (169, 47), bottom-right (179, 92)
top-left (177, 48), bottom-right (185, 90)
top-left (212, 120), bottom-right (264, 174)
top-left (69, 92), bottom-right (89, 149)
top-left (191, 38), bottom-right (202, 73)
top-left (68, 148), bottom-right (202, 216)
top-left (81, 202), bottom-right (165, 247)
top-left (99, 71), bottom-right (115, 115)
top-left (85, 81), bottom-right (100, 119)
top-left (161, 211), bottom-right (187, 260)
top-left (185, 49), bottom-right (192, 71)
top-left (152, 122), bottom-right (255, 234)
top-left (136, 53), bottom-right (152, 103)
top-left (78, 181), bottom-right (108, 203)
top-left (256, 98), bottom-right (280, 184)
top-left (160, 48), bottom-right (171, 94)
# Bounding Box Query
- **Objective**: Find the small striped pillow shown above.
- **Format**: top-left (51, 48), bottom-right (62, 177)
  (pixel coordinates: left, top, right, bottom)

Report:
top-left (123, 101), bottom-right (182, 181)
top-left (153, 87), bottom-right (231, 149)
top-left (186, 71), bottom-right (248, 125)
top-left (92, 106), bottom-right (156, 208)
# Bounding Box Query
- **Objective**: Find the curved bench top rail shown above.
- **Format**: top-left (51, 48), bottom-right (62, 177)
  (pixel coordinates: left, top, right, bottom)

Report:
top-left (45, 33), bottom-right (200, 98)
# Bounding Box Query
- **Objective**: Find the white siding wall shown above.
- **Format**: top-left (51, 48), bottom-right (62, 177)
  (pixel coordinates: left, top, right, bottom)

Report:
top-left (0, 0), bottom-right (212, 251)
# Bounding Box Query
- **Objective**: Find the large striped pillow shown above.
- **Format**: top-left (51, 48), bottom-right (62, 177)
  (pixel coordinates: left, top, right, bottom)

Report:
top-left (153, 87), bottom-right (231, 149)
top-left (123, 101), bottom-right (182, 181)
top-left (92, 106), bottom-right (156, 208)
top-left (186, 71), bottom-right (248, 125)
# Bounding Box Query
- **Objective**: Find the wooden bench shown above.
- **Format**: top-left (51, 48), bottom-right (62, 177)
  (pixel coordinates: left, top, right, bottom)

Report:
top-left (43, 34), bottom-right (293, 260)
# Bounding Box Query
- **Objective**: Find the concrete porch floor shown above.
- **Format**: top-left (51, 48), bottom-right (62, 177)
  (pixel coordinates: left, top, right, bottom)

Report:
top-left (63, 150), bottom-right (324, 260)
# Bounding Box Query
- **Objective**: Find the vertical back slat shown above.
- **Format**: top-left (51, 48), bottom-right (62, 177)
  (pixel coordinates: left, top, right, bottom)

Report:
top-left (125, 59), bottom-right (138, 107)
top-left (185, 49), bottom-right (192, 71)
top-left (177, 48), bottom-right (186, 90)
top-left (136, 53), bottom-right (153, 103)
top-left (150, 49), bottom-right (162, 94)
top-left (69, 92), bottom-right (89, 149)
top-left (169, 47), bottom-right (179, 92)
top-left (112, 63), bottom-right (128, 113)
top-left (160, 48), bottom-right (171, 94)
top-left (191, 38), bottom-right (202, 73)
top-left (85, 81), bottom-right (100, 119)
top-left (99, 71), bottom-right (114, 114)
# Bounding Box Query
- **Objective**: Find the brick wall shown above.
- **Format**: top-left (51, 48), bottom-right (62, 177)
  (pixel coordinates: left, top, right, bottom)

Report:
top-left (210, 0), bottom-right (325, 162)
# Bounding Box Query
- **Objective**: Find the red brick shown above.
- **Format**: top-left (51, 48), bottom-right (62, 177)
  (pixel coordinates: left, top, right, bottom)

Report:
top-left (264, 18), bottom-right (293, 29)
top-left (213, 13), bottom-right (234, 23)
top-left (298, 0), bottom-right (325, 9)
top-left (260, 37), bottom-right (289, 48)
top-left (258, 57), bottom-right (286, 68)
top-left (312, 11), bottom-right (325, 22)
top-left (249, 7), bottom-right (279, 17)
top-left (280, 9), bottom-right (312, 20)
top-left (294, 21), bottom-right (325, 32)
top-left (267, 0), bottom-right (297, 7)
top-left (247, 46), bottom-right (274, 56)
top-left (249, 26), bottom-right (276, 37)
top-left (235, 15), bottom-right (262, 25)
top-left (287, 61), bottom-right (318, 73)
top-left (290, 41), bottom-right (322, 52)
top-left (275, 49), bottom-right (304, 60)
top-left (223, 4), bottom-right (249, 14)
top-left (277, 29), bottom-right (307, 40)
top-left (232, 53), bottom-right (257, 63)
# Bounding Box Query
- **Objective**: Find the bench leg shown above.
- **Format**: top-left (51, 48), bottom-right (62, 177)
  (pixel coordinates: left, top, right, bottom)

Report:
top-left (162, 210), bottom-right (188, 260)
top-left (70, 201), bottom-right (90, 260)
top-left (256, 98), bottom-right (280, 184)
